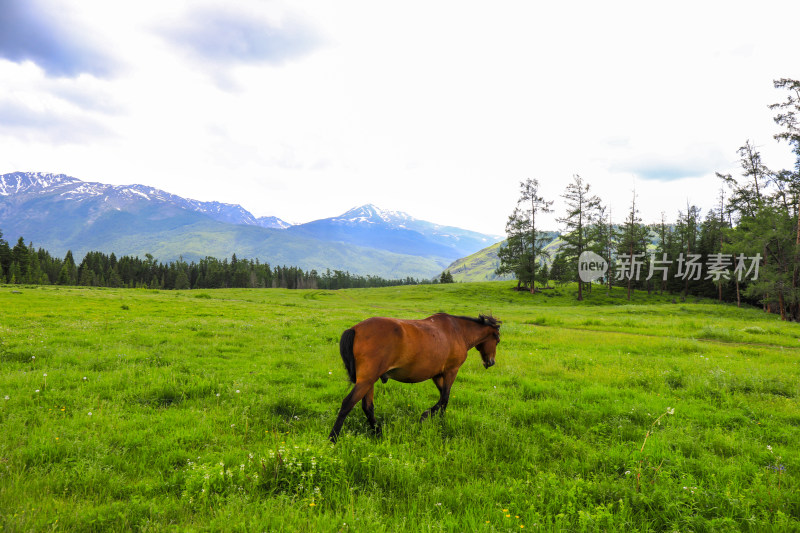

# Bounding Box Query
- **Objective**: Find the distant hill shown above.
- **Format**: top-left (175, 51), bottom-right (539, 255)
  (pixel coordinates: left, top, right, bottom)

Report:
top-left (0, 172), bottom-right (501, 279)
top-left (444, 231), bottom-right (561, 282)
top-left (444, 241), bottom-right (510, 282)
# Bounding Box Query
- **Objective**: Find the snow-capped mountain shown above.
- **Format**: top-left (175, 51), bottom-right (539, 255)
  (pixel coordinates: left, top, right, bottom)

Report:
top-left (256, 216), bottom-right (293, 229)
top-left (0, 171), bottom-right (292, 228)
top-left (289, 203), bottom-right (500, 261)
top-left (331, 203), bottom-right (500, 242)
top-left (0, 172), bottom-right (502, 277)
top-left (0, 172), bottom-right (81, 195)
top-left (333, 204), bottom-right (416, 226)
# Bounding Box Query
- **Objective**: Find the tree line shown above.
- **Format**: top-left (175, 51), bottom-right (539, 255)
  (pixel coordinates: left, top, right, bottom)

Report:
top-left (497, 78), bottom-right (800, 321)
top-left (0, 240), bottom-right (432, 290)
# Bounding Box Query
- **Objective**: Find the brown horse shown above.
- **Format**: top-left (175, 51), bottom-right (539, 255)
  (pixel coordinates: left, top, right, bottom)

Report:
top-left (329, 313), bottom-right (501, 442)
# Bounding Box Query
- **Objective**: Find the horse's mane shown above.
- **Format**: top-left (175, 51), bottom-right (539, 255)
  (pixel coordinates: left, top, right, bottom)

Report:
top-left (449, 313), bottom-right (502, 330)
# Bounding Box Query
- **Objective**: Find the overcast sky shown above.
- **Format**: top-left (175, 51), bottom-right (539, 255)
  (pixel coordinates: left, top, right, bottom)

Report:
top-left (1, 0), bottom-right (798, 235)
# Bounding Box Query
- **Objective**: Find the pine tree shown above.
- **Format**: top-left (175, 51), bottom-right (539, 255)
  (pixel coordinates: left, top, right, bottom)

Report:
top-left (616, 189), bottom-right (650, 301)
top-left (11, 237), bottom-right (29, 282)
top-left (557, 175), bottom-right (601, 300)
top-left (9, 261), bottom-right (21, 284)
top-left (736, 207), bottom-right (795, 319)
top-left (587, 204), bottom-right (616, 293)
top-left (769, 78), bottom-right (800, 320)
top-left (496, 207), bottom-right (530, 289)
top-left (720, 137), bottom-right (798, 319)
top-left (675, 203), bottom-right (701, 300)
top-left (539, 262), bottom-right (550, 288)
top-left (58, 251), bottom-right (78, 286)
top-left (174, 267), bottom-right (190, 290)
top-left (26, 242), bottom-right (43, 285)
top-left (496, 179), bottom-right (553, 293)
top-left (697, 189), bottom-right (730, 302)
top-left (549, 253), bottom-right (570, 287)
top-left (79, 268), bottom-right (95, 286)
top-left (107, 266), bottom-right (123, 288)
top-left (0, 229), bottom-right (11, 282)
top-left (651, 212), bottom-right (673, 295)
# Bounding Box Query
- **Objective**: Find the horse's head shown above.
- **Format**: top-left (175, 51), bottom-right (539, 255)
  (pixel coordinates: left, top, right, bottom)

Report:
top-left (476, 337), bottom-right (499, 369)
top-left (476, 314), bottom-right (501, 369)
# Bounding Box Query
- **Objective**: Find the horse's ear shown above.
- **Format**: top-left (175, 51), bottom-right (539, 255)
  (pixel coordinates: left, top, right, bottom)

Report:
top-left (479, 314), bottom-right (501, 328)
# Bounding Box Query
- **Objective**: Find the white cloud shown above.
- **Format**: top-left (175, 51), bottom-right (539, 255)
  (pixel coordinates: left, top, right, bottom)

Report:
top-left (0, 0), bottom-right (798, 235)
top-left (0, 0), bottom-right (118, 77)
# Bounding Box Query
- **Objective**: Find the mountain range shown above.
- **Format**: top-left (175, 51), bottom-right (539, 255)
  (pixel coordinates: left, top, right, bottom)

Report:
top-left (0, 172), bottom-right (502, 279)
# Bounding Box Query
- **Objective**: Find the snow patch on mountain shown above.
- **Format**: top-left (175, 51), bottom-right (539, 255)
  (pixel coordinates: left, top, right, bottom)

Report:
top-left (0, 172), bottom-right (80, 196)
top-left (335, 204), bottom-right (417, 225)
top-left (0, 172), bottom-right (288, 228)
top-left (257, 216), bottom-right (293, 229)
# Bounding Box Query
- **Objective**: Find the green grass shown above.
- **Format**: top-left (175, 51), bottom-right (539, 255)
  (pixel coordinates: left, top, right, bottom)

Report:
top-left (0, 282), bottom-right (798, 531)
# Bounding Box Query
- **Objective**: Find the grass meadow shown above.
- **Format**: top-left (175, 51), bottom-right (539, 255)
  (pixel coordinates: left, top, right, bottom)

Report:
top-left (0, 282), bottom-right (798, 531)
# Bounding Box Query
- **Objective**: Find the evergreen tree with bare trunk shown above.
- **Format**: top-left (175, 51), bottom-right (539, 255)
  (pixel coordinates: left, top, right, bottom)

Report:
top-left (616, 189), bottom-right (650, 301)
top-left (557, 175), bottom-right (601, 301)
top-left (769, 78), bottom-right (800, 320)
top-left (496, 179), bottom-right (553, 293)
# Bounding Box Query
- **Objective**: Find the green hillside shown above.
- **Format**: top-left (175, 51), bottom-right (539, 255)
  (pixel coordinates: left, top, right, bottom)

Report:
top-left (444, 241), bottom-right (509, 282)
top-left (445, 234), bottom-right (562, 282)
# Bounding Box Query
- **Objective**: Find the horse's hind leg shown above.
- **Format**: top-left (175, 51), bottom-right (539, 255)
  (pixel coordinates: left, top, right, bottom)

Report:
top-left (361, 384), bottom-right (381, 436)
top-left (329, 381), bottom-right (372, 443)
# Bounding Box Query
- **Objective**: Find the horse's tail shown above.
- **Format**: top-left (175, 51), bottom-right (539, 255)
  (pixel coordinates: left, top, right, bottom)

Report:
top-left (339, 328), bottom-right (357, 383)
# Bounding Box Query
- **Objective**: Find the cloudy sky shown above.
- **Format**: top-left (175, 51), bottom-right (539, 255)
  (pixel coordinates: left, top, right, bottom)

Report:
top-left (1, 0), bottom-right (798, 235)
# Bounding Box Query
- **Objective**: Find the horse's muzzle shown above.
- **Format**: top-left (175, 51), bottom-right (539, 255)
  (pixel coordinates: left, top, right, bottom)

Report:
top-left (484, 360), bottom-right (495, 369)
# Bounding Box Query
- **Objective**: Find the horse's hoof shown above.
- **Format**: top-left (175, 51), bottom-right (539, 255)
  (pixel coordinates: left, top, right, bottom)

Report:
top-left (420, 411), bottom-right (430, 422)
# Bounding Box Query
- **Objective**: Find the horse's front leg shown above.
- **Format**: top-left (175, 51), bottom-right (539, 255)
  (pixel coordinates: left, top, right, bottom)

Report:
top-left (420, 374), bottom-right (451, 421)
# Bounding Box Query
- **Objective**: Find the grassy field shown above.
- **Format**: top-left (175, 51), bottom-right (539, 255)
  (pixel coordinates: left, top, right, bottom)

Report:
top-left (0, 282), bottom-right (798, 531)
